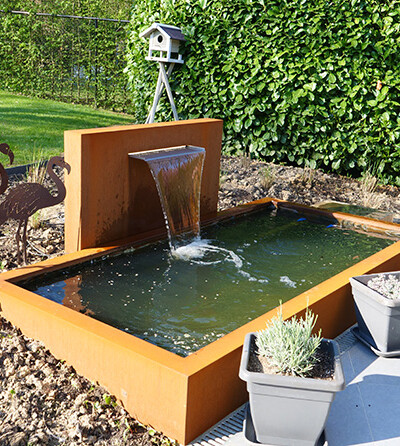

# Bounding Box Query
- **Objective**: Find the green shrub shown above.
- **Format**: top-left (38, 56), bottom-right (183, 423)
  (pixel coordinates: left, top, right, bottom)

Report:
top-left (256, 308), bottom-right (322, 377)
top-left (126, 0), bottom-right (400, 185)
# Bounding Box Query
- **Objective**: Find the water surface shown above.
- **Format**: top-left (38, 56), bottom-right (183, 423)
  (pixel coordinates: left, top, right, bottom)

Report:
top-left (22, 208), bottom-right (394, 356)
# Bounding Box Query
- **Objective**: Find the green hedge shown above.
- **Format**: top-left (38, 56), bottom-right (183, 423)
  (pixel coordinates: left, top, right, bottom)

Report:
top-left (0, 4), bottom-right (132, 112)
top-left (126, 0), bottom-right (400, 184)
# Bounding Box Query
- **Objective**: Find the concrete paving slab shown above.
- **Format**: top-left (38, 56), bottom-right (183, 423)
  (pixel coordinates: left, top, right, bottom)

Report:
top-left (349, 343), bottom-right (400, 384)
top-left (325, 380), bottom-right (373, 445)
top-left (191, 327), bottom-right (400, 446)
top-left (357, 381), bottom-right (400, 442)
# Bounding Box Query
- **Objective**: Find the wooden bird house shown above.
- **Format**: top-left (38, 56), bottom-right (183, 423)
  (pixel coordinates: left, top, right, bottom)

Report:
top-left (140, 23), bottom-right (185, 64)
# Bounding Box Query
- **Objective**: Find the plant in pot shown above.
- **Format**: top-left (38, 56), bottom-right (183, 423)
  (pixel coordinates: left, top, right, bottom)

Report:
top-left (350, 271), bottom-right (400, 356)
top-left (239, 308), bottom-right (345, 446)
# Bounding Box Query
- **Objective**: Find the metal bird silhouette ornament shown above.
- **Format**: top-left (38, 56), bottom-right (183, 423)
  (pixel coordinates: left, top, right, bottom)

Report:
top-left (0, 143), bottom-right (14, 195)
top-left (0, 156), bottom-right (71, 265)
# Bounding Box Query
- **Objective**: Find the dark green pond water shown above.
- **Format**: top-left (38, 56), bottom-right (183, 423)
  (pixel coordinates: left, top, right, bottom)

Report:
top-left (22, 208), bottom-right (393, 356)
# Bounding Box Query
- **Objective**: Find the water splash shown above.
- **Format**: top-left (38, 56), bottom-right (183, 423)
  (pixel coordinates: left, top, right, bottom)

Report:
top-left (171, 239), bottom-right (243, 268)
top-left (280, 276), bottom-right (297, 288)
top-left (171, 238), bottom-right (269, 285)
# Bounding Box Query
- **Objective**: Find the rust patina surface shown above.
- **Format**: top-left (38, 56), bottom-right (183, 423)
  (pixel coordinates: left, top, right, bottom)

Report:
top-left (0, 143), bottom-right (14, 195)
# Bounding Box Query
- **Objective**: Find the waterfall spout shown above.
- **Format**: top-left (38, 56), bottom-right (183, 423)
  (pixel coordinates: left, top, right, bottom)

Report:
top-left (130, 145), bottom-right (205, 250)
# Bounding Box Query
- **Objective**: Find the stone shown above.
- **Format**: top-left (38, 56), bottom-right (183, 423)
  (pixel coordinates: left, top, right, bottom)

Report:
top-left (74, 393), bottom-right (88, 408)
top-left (9, 432), bottom-right (28, 446)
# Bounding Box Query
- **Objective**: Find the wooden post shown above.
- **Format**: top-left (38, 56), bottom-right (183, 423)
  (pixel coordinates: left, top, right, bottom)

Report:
top-left (146, 62), bottom-right (177, 124)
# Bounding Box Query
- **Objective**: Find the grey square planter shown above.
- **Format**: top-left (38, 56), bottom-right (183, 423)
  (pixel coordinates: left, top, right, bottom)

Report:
top-left (350, 272), bottom-right (400, 354)
top-left (239, 333), bottom-right (345, 446)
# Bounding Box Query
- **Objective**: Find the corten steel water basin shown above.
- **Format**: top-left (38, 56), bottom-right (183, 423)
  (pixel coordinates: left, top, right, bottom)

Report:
top-left (1, 199), bottom-right (400, 444)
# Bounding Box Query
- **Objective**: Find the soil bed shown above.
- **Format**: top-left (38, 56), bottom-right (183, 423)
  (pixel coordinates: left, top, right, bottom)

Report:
top-left (0, 156), bottom-right (399, 445)
top-left (1, 156), bottom-right (400, 270)
top-left (248, 345), bottom-right (334, 380)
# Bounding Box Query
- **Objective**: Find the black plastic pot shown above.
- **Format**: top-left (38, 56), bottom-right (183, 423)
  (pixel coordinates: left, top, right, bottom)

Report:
top-left (239, 333), bottom-right (345, 446)
top-left (350, 272), bottom-right (400, 354)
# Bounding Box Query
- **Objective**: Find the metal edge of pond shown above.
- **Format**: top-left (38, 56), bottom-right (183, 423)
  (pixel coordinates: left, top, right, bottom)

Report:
top-left (207, 197), bottom-right (400, 241)
top-left (273, 199), bottom-right (400, 240)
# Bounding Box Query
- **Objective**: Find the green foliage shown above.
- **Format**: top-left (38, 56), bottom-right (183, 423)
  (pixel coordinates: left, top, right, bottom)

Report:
top-left (0, 1), bottom-right (132, 112)
top-left (103, 394), bottom-right (112, 405)
top-left (260, 165), bottom-right (276, 191)
top-left (25, 148), bottom-right (47, 185)
top-left (256, 308), bottom-right (322, 377)
top-left (102, 393), bottom-right (117, 407)
top-left (126, 0), bottom-right (400, 184)
top-left (29, 211), bottom-right (43, 230)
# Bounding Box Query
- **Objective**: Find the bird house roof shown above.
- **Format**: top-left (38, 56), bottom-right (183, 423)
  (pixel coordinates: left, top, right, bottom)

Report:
top-left (139, 23), bottom-right (185, 41)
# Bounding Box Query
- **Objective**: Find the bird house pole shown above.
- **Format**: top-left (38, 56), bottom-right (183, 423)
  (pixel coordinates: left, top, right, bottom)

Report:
top-left (146, 62), bottom-right (177, 124)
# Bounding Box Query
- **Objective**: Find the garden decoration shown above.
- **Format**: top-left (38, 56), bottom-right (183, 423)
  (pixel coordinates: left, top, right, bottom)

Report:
top-left (0, 156), bottom-right (71, 265)
top-left (0, 143), bottom-right (14, 195)
top-left (239, 309), bottom-right (345, 445)
top-left (350, 271), bottom-right (400, 356)
top-left (140, 23), bottom-right (185, 123)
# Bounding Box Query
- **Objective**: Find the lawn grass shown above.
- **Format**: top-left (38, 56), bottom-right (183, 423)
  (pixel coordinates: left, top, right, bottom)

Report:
top-left (0, 91), bottom-right (136, 166)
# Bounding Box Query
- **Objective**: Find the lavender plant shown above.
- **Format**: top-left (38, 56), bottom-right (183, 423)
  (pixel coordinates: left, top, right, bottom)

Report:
top-left (256, 308), bottom-right (322, 377)
top-left (368, 274), bottom-right (400, 300)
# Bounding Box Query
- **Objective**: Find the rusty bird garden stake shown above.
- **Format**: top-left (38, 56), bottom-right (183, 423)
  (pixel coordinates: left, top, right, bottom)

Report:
top-left (0, 156), bottom-right (71, 265)
top-left (0, 143), bottom-right (14, 195)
